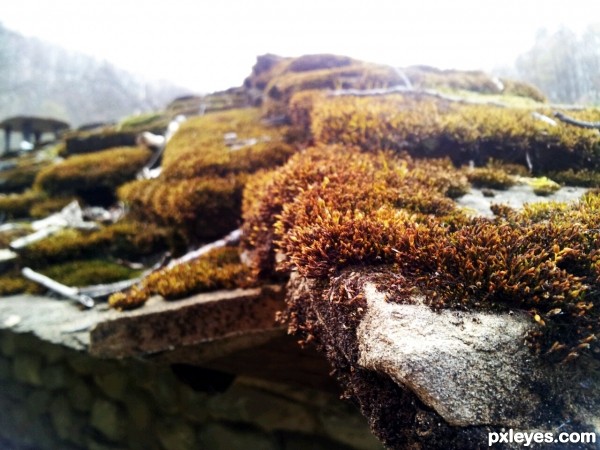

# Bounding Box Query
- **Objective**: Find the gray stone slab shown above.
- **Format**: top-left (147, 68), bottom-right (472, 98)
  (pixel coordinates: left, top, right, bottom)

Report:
top-left (0, 285), bottom-right (285, 360)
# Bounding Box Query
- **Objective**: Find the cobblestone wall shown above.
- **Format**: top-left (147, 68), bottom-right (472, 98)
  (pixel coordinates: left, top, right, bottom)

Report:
top-left (0, 330), bottom-right (383, 450)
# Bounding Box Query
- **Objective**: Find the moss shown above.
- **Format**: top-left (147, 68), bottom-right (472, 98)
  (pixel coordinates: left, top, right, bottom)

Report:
top-left (40, 260), bottom-right (142, 287)
top-left (28, 196), bottom-right (78, 218)
top-left (308, 94), bottom-right (600, 172)
top-left (18, 220), bottom-right (178, 268)
top-left (0, 273), bottom-right (42, 296)
top-left (0, 161), bottom-right (47, 194)
top-left (529, 176), bottom-right (561, 196)
top-left (241, 145), bottom-right (467, 279)
top-left (109, 247), bottom-right (251, 310)
top-left (244, 141), bottom-right (600, 363)
top-left (34, 146), bottom-right (152, 204)
top-left (0, 190), bottom-right (44, 219)
top-left (118, 175), bottom-right (244, 242)
top-left (118, 108), bottom-right (295, 243)
top-left (464, 166), bottom-right (516, 190)
top-left (118, 112), bottom-right (170, 132)
top-left (550, 168), bottom-right (600, 187)
top-left (63, 127), bottom-right (138, 155)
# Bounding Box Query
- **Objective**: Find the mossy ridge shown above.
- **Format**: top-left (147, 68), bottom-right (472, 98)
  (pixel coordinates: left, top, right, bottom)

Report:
top-left (119, 108), bottom-right (296, 244)
top-left (305, 94), bottom-right (600, 172)
top-left (241, 145), bottom-right (468, 279)
top-left (108, 247), bottom-right (251, 310)
top-left (40, 259), bottom-right (142, 287)
top-left (0, 190), bottom-right (45, 219)
top-left (242, 144), bottom-right (600, 363)
top-left (18, 220), bottom-right (178, 268)
top-left (34, 146), bottom-right (152, 205)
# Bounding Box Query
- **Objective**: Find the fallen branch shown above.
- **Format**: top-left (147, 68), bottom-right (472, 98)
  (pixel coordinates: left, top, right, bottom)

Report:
top-left (21, 267), bottom-right (95, 308)
top-left (553, 111), bottom-right (600, 129)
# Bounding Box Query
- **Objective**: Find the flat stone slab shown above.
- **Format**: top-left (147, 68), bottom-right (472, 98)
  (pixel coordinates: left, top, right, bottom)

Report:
top-left (0, 285), bottom-right (285, 359)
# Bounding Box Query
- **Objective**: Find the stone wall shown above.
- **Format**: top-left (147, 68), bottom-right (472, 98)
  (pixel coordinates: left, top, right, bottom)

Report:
top-left (0, 330), bottom-right (383, 450)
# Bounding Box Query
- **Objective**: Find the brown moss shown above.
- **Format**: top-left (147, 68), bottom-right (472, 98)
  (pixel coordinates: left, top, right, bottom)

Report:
top-left (109, 247), bottom-right (251, 310)
top-left (119, 108), bottom-right (295, 243)
top-left (309, 94), bottom-right (600, 172)
top-left (244, 142), bottom-right (600, 363)
top-left (464, 165), bottom-right (516, 190)
top-left (0, 190), bottom-right (44, 219)
top-left (34, 146), bottom-right (152, 204)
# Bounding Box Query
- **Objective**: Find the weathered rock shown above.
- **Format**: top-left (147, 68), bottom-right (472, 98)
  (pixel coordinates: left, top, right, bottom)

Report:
top-left (12, 353), bottom-right (43, 385)
top-left (156, 419), bottom-right (197, 450)
top-left (123, 388), bottom-right (153, 430)
top-left (67, 378), bottom-right (94, 412)
top-left (49, 395), bottom-right (74, 441)
top-left (24, 389), bottom-right (52, 417)
top-left (284, 270), bottom-right (600, 449)
top-left (198, 423), bottom-right (277, 450)
top-left (207, 383), bottom-right (318, 433)
top-left (358, 283), bottom-right (536, 427)
top-left (90, 399), bottom-right (126, 441)
top-left (41, 364), bottom-right (72, 390)
top-left (94, 370), bottom-right (128, 400)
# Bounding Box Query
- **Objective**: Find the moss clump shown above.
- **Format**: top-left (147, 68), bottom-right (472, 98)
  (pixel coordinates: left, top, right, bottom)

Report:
top-left (0, 161), bottom-right (47, 194)
top-left (241, 145), bottom-right (467, 279)
top-left (0, 273), bottom-right (42, 296)
top-left (18, 220), bottom-right (178, 268)
top-left (464, 166), bottom-right (516, 190)
top-left (118, 175), bottom-right (243, 242)
top-left (0, 190), bottom-right (44, 219)
top-left (307, 94), bottom-right (600, 172)
top-left (28, 196), bottom-right (79, 218)
top-left (118, 112), bottom-right (170, 132)
top-left (34, 146), bottom-right (151, 204)
top-left (243, 143), bottom-right (600, 363)
top-left (40, 260), bottom-right (142, 287)
top-left (109, 247), bottom-right (251, 310)
top-left (119, 108), bottom-right (295, 243)
top-left (550, 168), bottom-right (600, 187)
top-left (529, 176), bottom-right (561, 196)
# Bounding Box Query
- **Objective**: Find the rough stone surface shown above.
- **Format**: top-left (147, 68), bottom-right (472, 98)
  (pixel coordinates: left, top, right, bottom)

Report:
top-left (13, 353), bottom-right (43, 386)
top-left (156, 419), bottom-right (197, 450)
top-left (90, 398), bottom-right (126, 441)
top-left (357, 282), bottom-right (600, 430)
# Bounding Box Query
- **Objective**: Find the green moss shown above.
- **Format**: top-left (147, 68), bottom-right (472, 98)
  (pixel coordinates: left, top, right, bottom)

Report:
top-left (529, 176), bottom-right (561, 196)
top-left (18, 220), bottom-right (178, 268)
top-left (0, 273), bottom-right (42, 296)
top-left (0, 190), bottom-right (44, 219)
top-left (308, 94), bottom-right (600, 172)
top-left (0, 162), bottom-right (47, 194)
top-left (118, 108), bottom-right (295, 243)
top-left (40, 260), bottom-right (141, 287)
top-left (34, 146), bottom-right (152, 204)
top-left (550, 169), bottom-right (600, 187)
top-left (464, 166), bottom-right (516, 190)
top-left (118, 112), bottom-right (169, 132)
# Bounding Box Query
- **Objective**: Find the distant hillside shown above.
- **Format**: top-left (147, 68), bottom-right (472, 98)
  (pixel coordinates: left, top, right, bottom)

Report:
top-left (0, 23), bottom-right (192, 127)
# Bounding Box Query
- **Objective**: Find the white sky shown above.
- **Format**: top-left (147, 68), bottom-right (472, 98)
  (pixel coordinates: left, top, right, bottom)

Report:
top-left (1, 0), bottom-right (598, 93)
